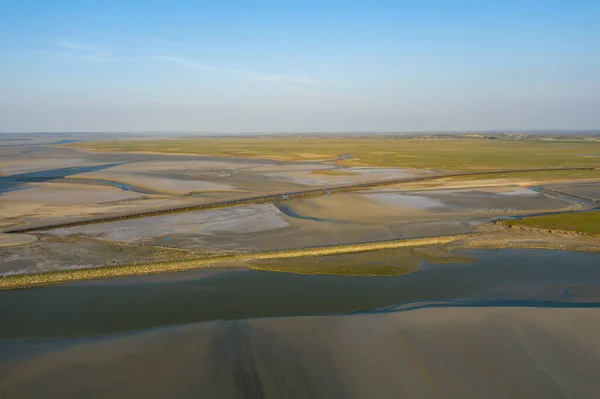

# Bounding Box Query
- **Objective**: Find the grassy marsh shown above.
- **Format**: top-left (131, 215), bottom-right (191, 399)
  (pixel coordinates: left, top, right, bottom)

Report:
top-left (502, 211), bottom-right (600, 236)
top-left (249, 249), bottom-right (421, 276)
top-left (250, 246), bottom-right (476, 276)
top-left (67, 138), bottom-right (600, 170)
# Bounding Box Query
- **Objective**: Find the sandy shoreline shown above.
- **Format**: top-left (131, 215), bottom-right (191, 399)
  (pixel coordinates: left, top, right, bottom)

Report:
top-left (2, 227), bottom-right (600, 289)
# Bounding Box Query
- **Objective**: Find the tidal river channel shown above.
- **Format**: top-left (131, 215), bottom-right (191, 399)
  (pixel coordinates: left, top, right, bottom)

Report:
top-left (1, 249), bottom-right (599, 341)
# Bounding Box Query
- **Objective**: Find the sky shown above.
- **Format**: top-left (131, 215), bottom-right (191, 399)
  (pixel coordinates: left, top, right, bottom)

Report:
top-left (1, 0), bottom-right (599, 133)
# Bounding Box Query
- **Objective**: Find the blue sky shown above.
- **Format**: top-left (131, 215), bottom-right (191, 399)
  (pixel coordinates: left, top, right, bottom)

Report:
top-left (1, 0), bottom-right (599, 132)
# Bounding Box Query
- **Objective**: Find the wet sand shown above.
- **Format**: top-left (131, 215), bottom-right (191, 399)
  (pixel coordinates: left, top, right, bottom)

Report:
top-left (0, 233), bottom-right (37, 247)
top-left (49, 204), bottom-right (290, 243)
top-left (0, 235), bottom-right (210, 275)
top-left (71, 171), bottom-right (235, 194)
top-left (2, 306), bottom-right (599, 398)
top-left (41, 204), bottom-right (475, 253)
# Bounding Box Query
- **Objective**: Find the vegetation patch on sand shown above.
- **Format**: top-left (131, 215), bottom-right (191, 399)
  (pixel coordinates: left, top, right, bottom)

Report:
top-left (249, 248), bottom-right (421, 276)
top-left (408, 246), bottom-right (476, 264)
top-left (250, 245), bottom-right (476, 276)
top-left (0, 234), bottom-right (470, 290)
top-left (501, 211), bottom-right (600, 236)
top-left (67, 138), bottom-right (600, 170)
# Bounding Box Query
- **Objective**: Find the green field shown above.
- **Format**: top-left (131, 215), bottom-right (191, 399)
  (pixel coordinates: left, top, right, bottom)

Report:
top-left (503, 211), bottom-right (600, 235)
top-left (441, 169), bottom-right (600, 182)
top-left (68, 138), bottom-right (600, 170)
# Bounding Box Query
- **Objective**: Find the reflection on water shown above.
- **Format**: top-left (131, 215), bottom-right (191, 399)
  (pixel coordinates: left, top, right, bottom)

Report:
top-left (1, 249), bottom-right (599, 340)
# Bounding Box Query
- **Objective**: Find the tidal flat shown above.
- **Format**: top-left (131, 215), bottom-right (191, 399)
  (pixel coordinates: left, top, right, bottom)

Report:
top-left (1, 138), bottom-right (599, 275)
top-left (1, 135), bottom-right (600, 398)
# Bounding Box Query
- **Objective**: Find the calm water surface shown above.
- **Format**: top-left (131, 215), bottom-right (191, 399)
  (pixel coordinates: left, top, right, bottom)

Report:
top-left (1, 249), bottom-right (599, 340)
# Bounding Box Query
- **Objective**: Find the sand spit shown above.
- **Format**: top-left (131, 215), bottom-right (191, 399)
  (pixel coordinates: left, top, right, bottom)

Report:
top-left (0, 235), bottom-right (470, 290)
top-left (2, 306), bottom-right (599, 398)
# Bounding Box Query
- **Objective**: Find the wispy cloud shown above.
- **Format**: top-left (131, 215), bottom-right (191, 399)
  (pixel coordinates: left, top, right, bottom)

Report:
top-left (155, 56), bottom-right (315, 85)
top-left (58, 41), bottom-right (94, 51)
top-left (56, 41), bottom-right (113, 62)
top-left (251, 74), bottom-right (316, 84)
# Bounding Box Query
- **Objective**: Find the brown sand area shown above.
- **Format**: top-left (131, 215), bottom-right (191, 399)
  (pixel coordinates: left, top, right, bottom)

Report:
top-left (281, 185), bottom-right (575, 225)
top-left (0, 233), bottom-right (37, 248)
top-left (2, 306), bottom-right (599, 398)
top-left (0, 182), bottom-right (198, 230)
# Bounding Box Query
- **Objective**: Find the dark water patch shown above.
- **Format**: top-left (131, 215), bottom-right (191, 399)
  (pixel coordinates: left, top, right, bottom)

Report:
top-left (0, 163), bottom-right (130, 195)
top-left (372, 299), bottom-right (600, 315)
top-left (52, 139), bottom-right (81, 145)
top-left (0, 139), bottom-right (80, 147)
top-left (1, 249), bottom-right (600, 340)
